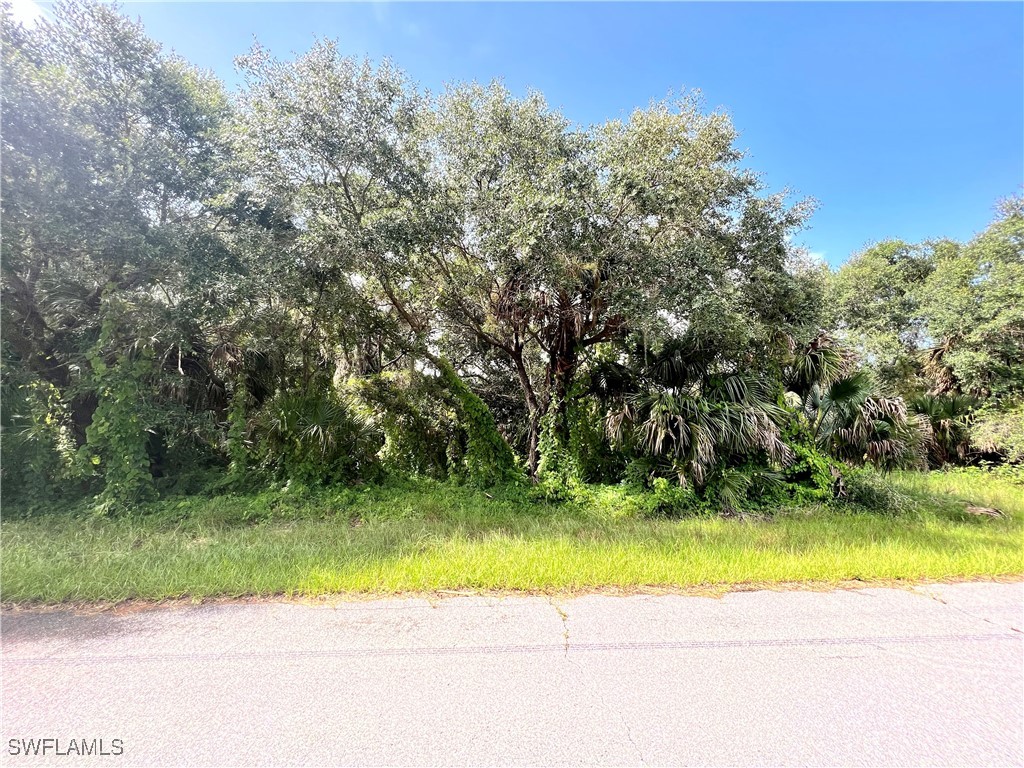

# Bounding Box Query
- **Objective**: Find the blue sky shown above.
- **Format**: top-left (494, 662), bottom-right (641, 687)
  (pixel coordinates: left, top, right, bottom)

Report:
top-left (18, 1), bottom-right (1024, 266)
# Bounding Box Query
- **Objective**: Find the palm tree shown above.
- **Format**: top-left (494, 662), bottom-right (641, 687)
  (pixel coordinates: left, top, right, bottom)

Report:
top-left (601, 338), bottom-right (790, 489)
top-left (909, 393), bottom-right (975, 466)
top-left (781, 335), bottom-right (928, 470)
top-left (802, 372), bottom-right (928, 470)
top-left (783, 333), bottom-right (848, 399)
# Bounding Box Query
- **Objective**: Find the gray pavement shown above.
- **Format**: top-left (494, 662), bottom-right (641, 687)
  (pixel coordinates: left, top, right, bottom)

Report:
top-left (2, 582), bottom-right (1022, 767)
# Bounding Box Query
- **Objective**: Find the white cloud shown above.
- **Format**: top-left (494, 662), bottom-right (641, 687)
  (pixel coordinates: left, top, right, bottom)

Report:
top-left (9, 0), bottom-right (49, 27)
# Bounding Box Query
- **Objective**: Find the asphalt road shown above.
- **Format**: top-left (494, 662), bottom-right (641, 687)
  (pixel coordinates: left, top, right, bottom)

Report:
top-left (2, 582), bottom-right (1022, 767)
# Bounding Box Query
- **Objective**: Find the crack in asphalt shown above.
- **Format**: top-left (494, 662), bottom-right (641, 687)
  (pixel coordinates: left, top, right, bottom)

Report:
top-left (547, 599), bottom-right (648, 766)
top-left (619, 712), bottom-right (647, 767)
top-left (548, 597), bottom-right (570, 654)
top-left (915, 586), bottom-right (1022, 633)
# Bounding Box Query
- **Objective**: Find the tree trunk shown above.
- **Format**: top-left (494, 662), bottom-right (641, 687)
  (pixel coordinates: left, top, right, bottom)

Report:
top-left (511, 345), bottom-right (543, 477)
top-left (547, 319), bottom-right (579, 453)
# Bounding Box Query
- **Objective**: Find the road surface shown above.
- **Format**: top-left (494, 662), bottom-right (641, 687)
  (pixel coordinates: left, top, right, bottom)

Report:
top-left (2, 582), bottom-right (1022, 766)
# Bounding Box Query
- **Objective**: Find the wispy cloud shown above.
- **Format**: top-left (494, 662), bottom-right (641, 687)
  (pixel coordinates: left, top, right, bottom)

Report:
top-left (370, 0), bottom-right (389, 26)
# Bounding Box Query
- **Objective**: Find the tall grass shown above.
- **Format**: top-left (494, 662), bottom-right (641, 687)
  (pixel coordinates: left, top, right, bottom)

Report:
top-left (1, 471), bottom-right (1021, 603)
top-left (889, 468), bottom-right (1024, 517)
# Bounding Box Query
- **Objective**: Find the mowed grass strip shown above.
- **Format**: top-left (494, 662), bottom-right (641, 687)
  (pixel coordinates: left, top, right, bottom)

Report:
top-left (2, 471), bottom-right (1021, 603)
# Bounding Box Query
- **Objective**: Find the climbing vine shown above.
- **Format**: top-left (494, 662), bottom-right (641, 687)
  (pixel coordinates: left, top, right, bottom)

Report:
top-left (435, 358), bottom-right (518, 487)
top-left (84, 345), bottom-right (159, 513)
top-left (349, 372), bottom-right (459, 479)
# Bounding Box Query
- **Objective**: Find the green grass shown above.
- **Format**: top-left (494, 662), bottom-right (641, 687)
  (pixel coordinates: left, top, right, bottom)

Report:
top-left (2, 470), bottom-right (1021, 604)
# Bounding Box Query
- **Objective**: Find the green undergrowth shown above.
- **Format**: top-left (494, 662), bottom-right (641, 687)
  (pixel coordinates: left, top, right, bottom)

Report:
top-left (1, 469), bottom-right (1021, 603)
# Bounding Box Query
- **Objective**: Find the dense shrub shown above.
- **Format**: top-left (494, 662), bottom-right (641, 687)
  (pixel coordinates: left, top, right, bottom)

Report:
top-left (251, 383), bottom-right (383, 485)
top-left (647, 476), bottom-right (705, 516)
top-left (971, 402), bottom-right (1024, 464)
top-left (0, 378), bottom-right (82, 508)
top-left (351, 372), bottom-right (462, 479)
top-left (779, 423), bottom-right (841, 504)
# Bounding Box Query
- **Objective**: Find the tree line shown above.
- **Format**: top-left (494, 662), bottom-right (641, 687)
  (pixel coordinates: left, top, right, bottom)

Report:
top-left (3, 1), bottom-right (1021, 513)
